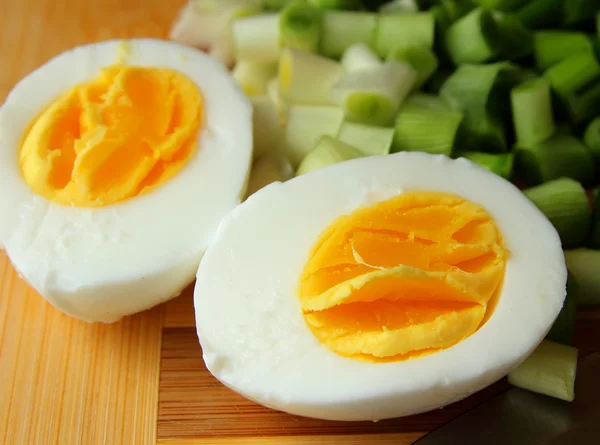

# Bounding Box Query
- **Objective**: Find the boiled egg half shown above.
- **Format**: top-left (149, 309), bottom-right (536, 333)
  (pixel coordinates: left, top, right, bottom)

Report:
top-left (194, 152), bottom-right (566, 421)
top-left (0, 39), bottom-right (252, 322)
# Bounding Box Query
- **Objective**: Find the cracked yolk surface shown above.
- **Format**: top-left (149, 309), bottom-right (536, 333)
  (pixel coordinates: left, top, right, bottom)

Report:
top-left (19, 65), bottom-right (203, 207)
top-left (298, 191), bottom-right (507, 362)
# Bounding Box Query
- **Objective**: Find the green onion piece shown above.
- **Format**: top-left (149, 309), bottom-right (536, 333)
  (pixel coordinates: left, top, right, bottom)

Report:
top-left (250, 95), bottom-right (284, 159)
top-left (471, 0), bottom-right (527, 11)
top-left (331, 61), bottom-right (417, 126)
top-left (564, 0), bottom-right (599, 27)
top-left (463, 152), bottom-right (514, 180)
top-left (493, 11), bottom-right (533, 61)
top-left (297, 135), bottom-right (364, 175)
top-left (424, 70), bottom-right (452, 94)
top-left (511, 78), bottom-right (555, 147)
top-left (307, 0), bottom-right (362, 9)
top-left (341, 43), bottom-right (381, 73)
top-left (393, 95), bottom-right (463, 156)
top-left (534, 32), bottom-right (593, 72)
top-left (263, 0), bottom-right (294, 11)
top-left (590, 188), bottom-right (600, 249)
top-left (583, 117), bottom-right (600, 162)
top-left (508, 341), bottom-right (578, 402)
top-left (233, 60), bottom-right (277, 96)
top-left (387, 43), bottom-right (438, 89)
top-left (374, 12), bottom-right (435, 57)
top-left (524, 178), bottom-right (592, 248)
top-left (379, 0), bottom-right (419, 14)
top-left (233, 14), bottom-right (281, 62)
top-left (439, 0), bottom-right (475, 21)
top-left (562, 83), bottom-right (600, 125)
top-left (404, 93), bottom-right (451, 111)
top-left (516, 135), bottom-right (596, 187)
top-left (320, 11), bottom-right (378, 59)
top-left (337, 122), bottom-right (394, 156)
top-left (546, 272), bottom-right (578, 346)
top-left (283, 104), bottom-right (345, 167)
top-left (279, 2), bottom-right (322, 53)
top-left (565, 249), bottom-right (600, 305)
top-left (445, 8), bottom-right (498, 65)
top-left (514, 0), bottom-right (562, 29)
top-left (267, 77), bottom-right (288, 124)
top-left (279, 48), bottom-right (343, 105)
top-left (544, 52), bottom-right (600, 97)
top-left (245, 151), bottom-right (294, 198)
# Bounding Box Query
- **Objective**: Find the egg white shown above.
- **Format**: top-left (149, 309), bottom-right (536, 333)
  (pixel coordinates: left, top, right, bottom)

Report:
top-left (194, 152), bottom-right (566, 421)
top-left (0, 39), bottom-right (252, 322)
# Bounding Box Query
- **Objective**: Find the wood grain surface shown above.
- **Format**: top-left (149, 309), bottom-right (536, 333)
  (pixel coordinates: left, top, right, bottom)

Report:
top-left (0, 1), bottom-right (599, 444)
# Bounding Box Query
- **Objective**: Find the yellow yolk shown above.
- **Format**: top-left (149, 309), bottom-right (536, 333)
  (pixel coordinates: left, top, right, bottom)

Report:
top-left (298, 191), bottom-right (507, 362)
top-left (19, 65), bottom-right (203, 207)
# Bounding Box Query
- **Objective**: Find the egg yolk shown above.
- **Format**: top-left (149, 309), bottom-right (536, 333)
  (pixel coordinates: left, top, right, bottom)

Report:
top-left (298, 191), bottom-right (507, 362)
top-left (19, 65), bottom-right (203, 207)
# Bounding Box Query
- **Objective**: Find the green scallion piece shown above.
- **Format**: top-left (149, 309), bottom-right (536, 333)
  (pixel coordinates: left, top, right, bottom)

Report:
top-left (341, 43), bottom-right (381, 73)
top-left (511, 78), bottom-right (555, 147)
top-left (445, 8), bottom-right (498, 65)
top-left (493, 11), bottom-right (533, 61)
top-left (296, 135), bottom-right (364, 176)
top-left (263, 0), bottom-right (294, 11)
top-left (544, 52), bottom-right (600, 97)
top-left (392, 94), bottom-right (463, 156)
top-left (245, 151), bottom-right (293, 198)
top-left (337, 122), bottom-right (394, 156)
top-left (320, 11), bottom-right (378, 58)
top-left (583, 117), bottom-right (600, 162)
top-left (379, 0), bottom-right (419, 14)
top-left (564, 0), bottom-right (599, 27)
top-left (232, 13), bottom-right (281, 62)
top-left (565, 249), bottom-right (600, 305)
top-left (514, 0), bottom-right (562, 29)
top-left (387, 43), bottom-right (438, 89)
top-left (472, 0), bottom-right (528, 11)
top-left (546, 272), bottom-right (578, 346)
top-left (463, 152), bottom-right (514, 180)
top-left (279, 2), bottom-right (322, 53)
top-left (516, 135), bottom-right (595, 187)
top-left (374, 12), bottom-right (435, 57)
top-left (524, 178), bottom-right (592, 248)
top-left (508, 341), bottom-right (578, 402)
top-left (562, 83), bottom-right (600, 125)
top-left (307, 0), bottom-right (362, 9)
top-left (534, 31), bottom-right (594, 72)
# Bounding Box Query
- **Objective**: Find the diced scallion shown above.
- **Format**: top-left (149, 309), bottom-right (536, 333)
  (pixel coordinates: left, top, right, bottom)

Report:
top-left (337, 122), bottom-right (394, 156)
top-left (263, 0), bottom-right (294, 10)
top-left (296, 135), bottom-right (364, 175)
top-left (245, 151), bottom-right (294, 198)
top-left (544, 52), bottom-right (600, 97)
top-left (584, 117), bottom-right (600, 162)
top-left (589, 188), bottom-right (600, 249)
top-left (445, 8), bottom-right (498, 64)
top-left (564, 249), bottom-right (600, 306)
top-left (514, 0), bottom-right (562, 29)
top-left (233, 60), bottom-right (277, 96)
top-left (374, 12), bottom-right (435, 57)
top-left (279, 48), bottom-right (343, 105)
top-left (533, 31), bottom-right (593, 71)
top-left (546, 273), bottom-right (578, 346)
top-left (250, 95), bottom-right (283, 159)
top-left (387, 43), bottom-right (438, 89)
top-left (472, 0), bottom-right (528, 11)
top-left (562, 83), bottom-right (600, 125)
top-left (463, 152), bottom-right (514, 179)
top-left (283, 104), bottom-right (345, 167)
top-left (233, 13), bottom-right (281, 61)
top-left (515, 135), bottom-right (595, 187)
top-left (279, 2), bottom-right (322, 53)
top-left (508, 341), bottom-right (578, 402)
top-left (307, 0), bottom-right (362, 9)
top-left (393, 94), bottom-right (463, 156)
top-left (524, 178), bottom-right (592, 248)
top-left (510, 78), bottom-right (555, 147)
top-left (341, 43), bottom-right (381, 73)
top-left (379, 0), bottom-right (419, 14)
top-left (320, 11), bottom-right (378, 58)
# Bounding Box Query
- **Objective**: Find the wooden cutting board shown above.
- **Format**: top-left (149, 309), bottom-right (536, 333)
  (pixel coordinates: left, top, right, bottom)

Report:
top-left (1, 1), bottom-right (599, 444)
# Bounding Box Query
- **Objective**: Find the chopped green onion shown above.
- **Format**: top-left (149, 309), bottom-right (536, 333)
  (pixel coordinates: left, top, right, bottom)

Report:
top-left (590, 188), bottom-right (600, 249)
top-left (404, 93), bottom-right (451, 111)
top-left (250, 95), bottom-right (284, 159)
top-left (331, 61), bottom-right (417, 126)
top-left (245, 151), bottom-right (294, 198)
top-left (263, 0), bottom-right (294, 10)
top-left (337, 122), bottom-right (394, 156)
top-left (424, 70), bottom-right (452, 94)
top-left (379, 0), bottom-right (419, 14)
top-left (279, 48), bottom-right (343, 105)
top-left (445, 8), bottom-right (498, 65)
top-left (279, 2), bottom-right (322, 53)
top-left (534, 32), bottom-right (594, 72)
top-left (233, 60), bottom-right (277, 96)
top-left (524, 178), bottom-right (592, 248)
top-left (565, 249), bottom-right (600, 305)
top-left (583, 117), bottom-right (600, 162)
top-left (471, 0), bottom-right (527, 11)
top-left (283, 104), bottom-right (345, 167)
top-left (562, 83), bottom-right (600, 125)
top-left (296, 135), bottom-right (364, 176)
top-left (267, 77), bottom-right (288, 124)
top-left (514, 0), bottom-right (562, 29)
top-left (307, 0), bottom-right (362, 9)
top-left (493, 11), bottom-right (534, 61)
top-left (393, 95), bottom-right (463, 156)
top-left (233, 13), bottom-right (281, 62)
top-left (463, 152), bottom-right (514, 180)
top-left (320, 11), bottom-right (378, 58)
top-left (508, 341), bottom-right (578, 402)
top-left (439, 0), bottom-right (475, 22)
top-left (516, 135), bottom-right (595, 187)
top-left (341, 43), bottom-right (381, 73)
top-left (387, 43), bottom-right (438, 89)
top-left (564, 0), bottom-right (599, 27)
top-left (545, 52), bottom-right (600, 97)
top-left (374, 13), bottom-right (435, 57)
top-left (511, 78), bottom-right (555, 147)
top-left (546, 272), bottom-right (578, 346)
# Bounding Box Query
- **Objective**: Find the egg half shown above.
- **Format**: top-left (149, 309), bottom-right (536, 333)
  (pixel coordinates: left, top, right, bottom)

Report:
top-left (0, 39), bottom-right (252, 322)
top-left (194, 152), bottom-right (566, 421)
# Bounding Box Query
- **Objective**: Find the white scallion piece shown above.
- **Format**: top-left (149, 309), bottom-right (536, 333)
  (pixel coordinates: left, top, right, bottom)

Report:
top-left (337, 122), bottom-right (394, 156)
top-left (232, 13), bottom-right (281, 62)
top-left (341, 43), bottom-right (382, 73)
top-left (250, 95), bottom-right (284, 159)
top-left (233, 60), bottom-right (278, 96)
